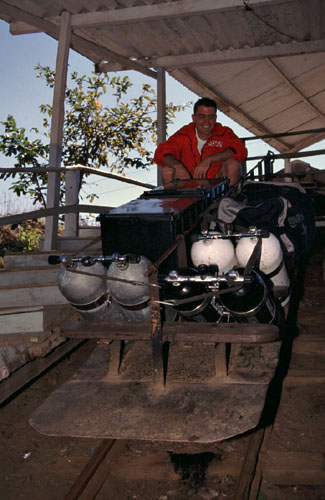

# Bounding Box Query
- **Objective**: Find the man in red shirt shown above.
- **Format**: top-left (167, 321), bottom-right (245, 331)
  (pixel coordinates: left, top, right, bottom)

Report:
top-left (154, 97), bottom-right (247, 186)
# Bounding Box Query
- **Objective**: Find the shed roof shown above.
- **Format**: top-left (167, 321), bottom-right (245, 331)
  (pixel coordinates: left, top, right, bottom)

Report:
top-left (1, 0), bottom-right (324, 152)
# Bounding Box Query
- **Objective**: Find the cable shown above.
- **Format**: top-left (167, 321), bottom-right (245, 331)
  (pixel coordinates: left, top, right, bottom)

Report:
top-left (243, 0), bottom-right (304, 42)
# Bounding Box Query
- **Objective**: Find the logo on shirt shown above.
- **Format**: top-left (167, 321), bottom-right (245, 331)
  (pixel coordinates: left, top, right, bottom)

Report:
top-left (207, 140), bottom-right (223, 148)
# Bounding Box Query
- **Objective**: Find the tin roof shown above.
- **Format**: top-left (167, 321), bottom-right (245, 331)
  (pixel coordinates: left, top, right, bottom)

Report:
top-left (1, 0), bottom-right (324, 152)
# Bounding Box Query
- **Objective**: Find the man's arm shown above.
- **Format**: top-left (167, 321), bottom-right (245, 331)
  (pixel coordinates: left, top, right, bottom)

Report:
top-left (161, 154), bottom-right (192, 185)
top-left (193, 148), bottom-right (234, 179)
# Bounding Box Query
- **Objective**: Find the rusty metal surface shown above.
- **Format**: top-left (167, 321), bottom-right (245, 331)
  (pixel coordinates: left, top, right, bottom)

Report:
top-left (30, 339), bottom-right (280, 442)
top-left (30, 378), bottom-right (268, 443)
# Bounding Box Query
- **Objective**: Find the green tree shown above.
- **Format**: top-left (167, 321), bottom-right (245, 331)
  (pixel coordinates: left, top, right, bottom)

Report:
top-left (0, 65), bottom-right (188, 207)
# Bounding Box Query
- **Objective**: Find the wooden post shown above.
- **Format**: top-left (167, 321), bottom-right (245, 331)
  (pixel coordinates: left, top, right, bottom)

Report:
top-left (63, 168), bottom-right (80, 237)
top-left (284, 158), bottom-right (292, 183)
top-left (157, 67), bottom-right (166, 186)
top-left (43, 11), bottom-right (71, 250)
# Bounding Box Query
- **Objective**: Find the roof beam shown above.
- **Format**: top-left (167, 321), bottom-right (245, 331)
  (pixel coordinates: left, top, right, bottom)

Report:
top-left (67, 0), bottom-right (286, 28)
top-left (0, 1), bottom-right (156, 79)
top-left (148, 40), bottom-right (325, 68)
top-left (171, 68), bottom-right (291, 152)
top-left (267, 58), bottom-right (324, 119)
top-left (286, 132), bottom-right (325, 153)
top-left (7, 0), bottom-right (292, 33)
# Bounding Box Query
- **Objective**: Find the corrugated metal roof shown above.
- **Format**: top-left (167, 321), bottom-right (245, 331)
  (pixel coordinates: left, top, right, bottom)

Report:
top-left (1, 0), bottom-right (324, 152)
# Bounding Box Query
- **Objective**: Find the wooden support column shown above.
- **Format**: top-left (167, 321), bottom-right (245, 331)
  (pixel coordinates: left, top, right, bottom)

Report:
top-left (63, 168), bottom-right (80, 237)
top-left (43, 11), bottom-right (71, 250)
top-left (284, 158), bottom-right (292, 183)
top-left (157, 67), bottom-right (166, 186)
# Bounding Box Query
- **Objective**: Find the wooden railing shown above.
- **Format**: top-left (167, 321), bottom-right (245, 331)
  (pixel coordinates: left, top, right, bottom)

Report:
top-left (0, 164), bottom-right (155, 250)
top-left (1, 128), bottom-right (324, 250)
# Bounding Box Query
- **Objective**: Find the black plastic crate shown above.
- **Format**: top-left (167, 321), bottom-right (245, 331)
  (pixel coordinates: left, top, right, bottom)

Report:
top-left (99, 196), bottom-right (204, 272)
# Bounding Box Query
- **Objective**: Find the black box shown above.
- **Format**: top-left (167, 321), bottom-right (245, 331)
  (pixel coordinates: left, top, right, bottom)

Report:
top-left (99, 196), bottom-right (203, 272)
top-left (99, 179), bottom-right (228, 273)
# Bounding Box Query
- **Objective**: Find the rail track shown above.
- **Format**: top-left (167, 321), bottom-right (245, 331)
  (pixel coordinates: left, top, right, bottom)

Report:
top-left (63, 429), bottom-right (269, 500)
top-left (1, 229), bottom-right (324, 500)
top-left (58, 228), bottom-right (325, 499)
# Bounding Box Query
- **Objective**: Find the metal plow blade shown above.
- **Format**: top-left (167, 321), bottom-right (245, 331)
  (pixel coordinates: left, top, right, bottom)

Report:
top-left (30, 339), bottom-right (280, 443)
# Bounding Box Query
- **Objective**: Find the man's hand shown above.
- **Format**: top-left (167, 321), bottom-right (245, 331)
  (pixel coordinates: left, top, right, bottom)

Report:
top-left (162, 166), bottom-right (175, 185)
top-left (162, 155), bottom-right (191, 186)
top-left (193, 149), bottom-right (235, 179)
top-left (193, 157), bottom-right (212, 179)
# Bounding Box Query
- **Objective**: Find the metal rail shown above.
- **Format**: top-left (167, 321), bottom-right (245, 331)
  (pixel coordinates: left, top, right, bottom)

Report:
top-left (62, 428), bottom-right (268, 499)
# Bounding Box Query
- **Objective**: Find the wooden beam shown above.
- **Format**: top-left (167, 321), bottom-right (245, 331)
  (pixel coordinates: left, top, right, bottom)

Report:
top-left (0, 339), bottom-right (84, 405)
top-left (171, 68), bottom-right (290, 152)
top-left (0, 1), bottom-right (60, 37)
top-left (234, 428), bottom-right (266, 500)
top-left (44, 10), bottom-right (71, 251)
top-left (60, 320), bottom-right (279, 344)
top-left (157, 67), bottom-right (166, 186)
top-left (148, 40), bottom-right (325, 69)
top-left (63, 168), bottom-right (80, 237)
top-left (0, 165), bottom-right (155, 189)
top-left (0, 1), bottom-right (156, 78)
top-left (67, 0), bottom-right (293, 28)
top-left (69, 34), bottom-right (157, 79)
top-left (285, 132), bottom-right (325, 153)
top-left (7, 1), bottom-right (288, 32)
top-left (267, 58), bottom-right (324, 119)
top-left (0, 205), bottom-right (111, 227)
top-left (65, 165), bottom-right (155, 188)
top-left (64, 439), bottom-right (128, 500)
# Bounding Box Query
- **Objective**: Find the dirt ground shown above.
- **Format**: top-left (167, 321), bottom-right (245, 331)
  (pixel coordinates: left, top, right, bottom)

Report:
top-left (0, 230), bottom-right (324, 499)
top-left (0, 340), bottom-right (242, 500)
top-left (1, 336), bottom-right (324, 500)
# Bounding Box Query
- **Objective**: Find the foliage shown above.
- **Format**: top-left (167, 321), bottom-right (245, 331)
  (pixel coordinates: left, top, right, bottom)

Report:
top-left (0, 219), bottom-right (44, 255)
top-left (0, 116), bottom-right (49, 206)
top-left (0, 66), bottom-right (188, 207)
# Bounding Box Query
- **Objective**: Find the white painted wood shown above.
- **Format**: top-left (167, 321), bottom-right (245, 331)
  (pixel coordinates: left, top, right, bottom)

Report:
top-left (3, 253), bottom-right (61, 269)
top-left (267, 58), bottom-right (324, 118)
top-left (170, 67), bottom-right (289, 153)
top-left (68, 0), bottom-right (288, 28)
top-left (0, 310), bottom-right (48, 334)
top-left (78, 226), bottom-right (101, 238)
top-left (70, 34), bottom-right (157, 79)
top-left (0, 305), bottom-right (75, 335)
top-left (0, 267), bottom-right (59, 286)
top-left (63, 168), bottom-right (80, 237)
top-left (65, 164), bottom-right (155, 188)
top-left (44, 11), bottom-right (71, 251)
top-left (149, 40), bottom-right (325, 69)
top-left (1, 0), bottom-right (324, 162)
top-left (0, 2), bottom-right (60, 37)
top-left (157, 67), bottom-right (166, 186)
top-left (54, 237), bottom-right (102, 252)
top-left (2, 250), bottom-right (96, 269)
top-left (1, 2), bottom-right (156, 77)
top-left (0, 285), bottom-right (69, 308)
top-left (0, 203), bottom-right (110, 227)
top-left (284, 158), bottom-right (292, 182)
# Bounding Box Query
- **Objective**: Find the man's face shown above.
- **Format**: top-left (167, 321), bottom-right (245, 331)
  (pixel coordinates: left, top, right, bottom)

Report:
top-left (192, 105), bottom-right (216, 140)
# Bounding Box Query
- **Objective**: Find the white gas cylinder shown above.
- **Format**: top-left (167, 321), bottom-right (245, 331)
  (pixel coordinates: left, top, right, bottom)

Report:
top-left (191, 233), bottom-right (237, 273)
top-left (236, 233), bottom-right (290, 290)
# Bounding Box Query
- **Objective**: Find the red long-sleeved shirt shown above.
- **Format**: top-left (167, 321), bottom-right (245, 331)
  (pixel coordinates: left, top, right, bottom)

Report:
top-left (153, 122), bottom-right (247, 178)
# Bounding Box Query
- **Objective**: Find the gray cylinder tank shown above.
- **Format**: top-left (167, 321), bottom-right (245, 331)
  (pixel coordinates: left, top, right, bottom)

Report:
top-left (57, 256), bottom-right (151, 322)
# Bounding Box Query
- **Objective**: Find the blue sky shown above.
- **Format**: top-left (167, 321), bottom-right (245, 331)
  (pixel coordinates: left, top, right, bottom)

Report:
top-left (0, 19), bottom-right (323, 214)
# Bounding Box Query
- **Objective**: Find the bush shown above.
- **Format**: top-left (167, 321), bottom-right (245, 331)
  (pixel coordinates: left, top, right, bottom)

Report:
top-left (0, 219), bottom-right (44, 255)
